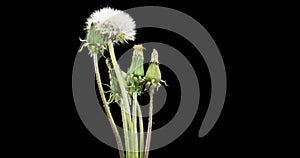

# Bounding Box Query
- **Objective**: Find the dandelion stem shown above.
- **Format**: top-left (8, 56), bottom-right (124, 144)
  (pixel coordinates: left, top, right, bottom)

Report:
top-left (108, 40), bottom-right (134, 157)
top-left (93, 54), bottom-right (125, 158)
top-left (108, 40), bottom-right (132, 125)
top-left (120, 103), bottom-right (130, 158)
top-left (144, 88), bottom-right (154, 158)
top-left (137, 101), bottom-right (144, 158)
top-left (132, 92), bottom-right (139, 158)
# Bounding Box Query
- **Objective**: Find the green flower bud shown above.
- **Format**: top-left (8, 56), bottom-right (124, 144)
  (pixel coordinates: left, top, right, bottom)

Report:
top-left (145, 49), bottom-right (161, 83)
top-left (128, 44), bottom-right (145, 76)
top-left (127, 45), bottom-right (145, 94)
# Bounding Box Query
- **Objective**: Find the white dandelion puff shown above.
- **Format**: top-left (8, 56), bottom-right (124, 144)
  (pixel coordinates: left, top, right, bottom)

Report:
top-left (80, 7), bottom-right (136, 56)
top-left (86, 7), bottom-right (136, 42)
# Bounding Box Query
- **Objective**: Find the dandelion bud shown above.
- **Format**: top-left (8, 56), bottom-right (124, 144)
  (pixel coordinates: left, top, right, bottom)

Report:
top-left (145, 49), bottom-right (161, 83)
top-left (128, 44), bottom-right (145, 76)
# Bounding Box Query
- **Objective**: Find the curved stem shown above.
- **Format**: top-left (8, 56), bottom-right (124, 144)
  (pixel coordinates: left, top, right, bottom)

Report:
top-left (137, 101), bottom-right (144, 158)
top-left (108, 40), bottom-right (133, 127)
top-left (107, 40), bottom-right (135, 157)
top-left (93, 54), bottom-right (125, 158)
top-left (144, 90), bottom-right (154, 158)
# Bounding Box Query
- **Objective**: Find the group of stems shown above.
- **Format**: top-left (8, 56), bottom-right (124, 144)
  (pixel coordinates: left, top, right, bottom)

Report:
top-left (93, 40), bottom-right (153, 158)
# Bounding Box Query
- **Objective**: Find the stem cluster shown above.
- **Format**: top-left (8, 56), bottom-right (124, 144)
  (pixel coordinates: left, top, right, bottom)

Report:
top-left (92, 42), bottom-right (164, 158)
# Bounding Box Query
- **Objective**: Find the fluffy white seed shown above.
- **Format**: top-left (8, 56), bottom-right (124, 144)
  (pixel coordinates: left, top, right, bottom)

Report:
top-left (86, 7), bottom-right (136, 41)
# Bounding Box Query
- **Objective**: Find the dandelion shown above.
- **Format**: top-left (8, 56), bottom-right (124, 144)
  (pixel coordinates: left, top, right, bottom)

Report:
top-left (79, 7), bottom-right (166, 158)
top-left (127, 44), bottom-right (145, 96)
top-left (128, 45), bottom-right (145, 77)
top-left (81, 7), bottom-right (137, 158)
top-left (145, 49), bottom-right (161, 82)
top-left (80, 7), bottom-right (136, 57)
top-left (127, 45), bottom-right (146, 158)
top-left (144, 49), bottom-right (167, 158)
top-left (80, 7), bottom-right (137, 158)
top-left (144, 49), bottom-right (161, 158)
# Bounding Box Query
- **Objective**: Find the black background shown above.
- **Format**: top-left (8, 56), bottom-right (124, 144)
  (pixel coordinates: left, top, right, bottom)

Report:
top-left (65, 1), bottom-right (248, 156)
top-left (16, 0), bottom-right (292, 157)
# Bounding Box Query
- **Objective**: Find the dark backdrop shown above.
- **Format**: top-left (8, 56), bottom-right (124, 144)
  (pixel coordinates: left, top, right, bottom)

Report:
top-left (22, 0), bottom-right (285, 157)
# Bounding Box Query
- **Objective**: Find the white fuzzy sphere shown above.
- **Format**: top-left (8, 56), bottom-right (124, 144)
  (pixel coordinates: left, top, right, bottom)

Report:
top-left (86, 7), bottom-right (136, 41)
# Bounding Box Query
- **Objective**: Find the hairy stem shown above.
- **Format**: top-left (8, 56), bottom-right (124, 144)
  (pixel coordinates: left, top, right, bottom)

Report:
top-left (144, 89), bottom-right (154, 158)
top-left (137, 101), bottom-right (144, 158)
top-left (93, 54), bottom-right (125, 158)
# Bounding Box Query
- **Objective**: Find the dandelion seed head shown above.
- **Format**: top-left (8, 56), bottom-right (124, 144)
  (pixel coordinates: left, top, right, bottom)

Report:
top-left (86, 7), bottom-right (136, 43)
